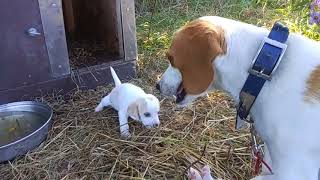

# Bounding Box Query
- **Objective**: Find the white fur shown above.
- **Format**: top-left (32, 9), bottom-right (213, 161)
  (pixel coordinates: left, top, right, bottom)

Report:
top-left (158, 65), bottom-right (213, 107)
top-left (159, 16), bottom-right (320, 179)
top-left (158, 64), bottom-right (182, 96)
top-left (95, 67), bottom-right (160, 138)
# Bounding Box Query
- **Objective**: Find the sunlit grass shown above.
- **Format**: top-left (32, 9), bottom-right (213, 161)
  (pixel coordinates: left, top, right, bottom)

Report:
top-left (135, 0), bottom-right (320, 86)
top-left (135, 0), bottom-right (320, 87)
top-left (136, 0), bottom-right (320, 56)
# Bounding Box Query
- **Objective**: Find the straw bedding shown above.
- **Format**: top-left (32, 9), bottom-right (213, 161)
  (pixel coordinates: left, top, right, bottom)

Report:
top-left (68, 40), bottom-right (116, 70)
top-left (0, 80), bottom-right (253, 179)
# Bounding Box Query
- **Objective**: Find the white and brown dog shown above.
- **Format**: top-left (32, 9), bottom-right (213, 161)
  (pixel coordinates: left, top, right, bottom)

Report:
top-left (157, 16), bottom-right (320, 180)
top-left (95, 67), bottom-right (160, 138)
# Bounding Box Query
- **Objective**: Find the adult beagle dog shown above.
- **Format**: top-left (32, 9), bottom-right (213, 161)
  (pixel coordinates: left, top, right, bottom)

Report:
top-left (156, 16), bottom-right (320, 180)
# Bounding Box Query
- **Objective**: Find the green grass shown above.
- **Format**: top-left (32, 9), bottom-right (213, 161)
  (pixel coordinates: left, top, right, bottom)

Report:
top-left (136, 0), bottom-right (320, 75)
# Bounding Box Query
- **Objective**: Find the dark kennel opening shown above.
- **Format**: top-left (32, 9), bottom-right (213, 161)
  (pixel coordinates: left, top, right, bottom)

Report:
top-left (62, 0), bottom-right (122, 69)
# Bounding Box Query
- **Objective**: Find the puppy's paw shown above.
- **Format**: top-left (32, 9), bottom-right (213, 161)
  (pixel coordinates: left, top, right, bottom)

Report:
top-left (176, 102), bottom-right (193, 109)
top-left (187, 167), bottom-right (202, 180)
top-left (145, 125), bottom-right (154, 129)
top-left (95, 104), bottom-right (103, 112)
top-left (201, 165), bottom-right (214, 180)
top-left (120, 130), bottom-right (131, 139)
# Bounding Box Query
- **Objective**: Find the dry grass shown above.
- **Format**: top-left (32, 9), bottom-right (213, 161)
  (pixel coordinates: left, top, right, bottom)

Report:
top-left (2, 0), bottom-right (316, 179)
top-left (0, 83), bottom-right (253, 179)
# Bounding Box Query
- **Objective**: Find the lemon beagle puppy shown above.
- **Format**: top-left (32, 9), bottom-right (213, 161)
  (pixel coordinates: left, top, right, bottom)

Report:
top-left (157, 16), bottom-right (320, 180)
top-left (96, 67), bottom-right (160, 138)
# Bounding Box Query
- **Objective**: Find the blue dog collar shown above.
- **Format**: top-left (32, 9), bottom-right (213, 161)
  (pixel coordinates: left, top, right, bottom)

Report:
top-left (236, 22), bottom-right (289, 129)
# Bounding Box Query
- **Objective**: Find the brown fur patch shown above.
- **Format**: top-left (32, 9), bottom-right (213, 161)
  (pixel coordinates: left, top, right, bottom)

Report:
top-left (305, 65), bottom-right (320, 102)
top-left (166, 19), bottom-right (226, 95)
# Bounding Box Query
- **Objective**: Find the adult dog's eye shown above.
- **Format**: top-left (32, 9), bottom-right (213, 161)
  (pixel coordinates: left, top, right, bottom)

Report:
top-left (168, 55), bottom-right (173, 64)
top-left (166, 52), bottom-right (174, 65)
top-left (144, 112), bottom-right (151, 117)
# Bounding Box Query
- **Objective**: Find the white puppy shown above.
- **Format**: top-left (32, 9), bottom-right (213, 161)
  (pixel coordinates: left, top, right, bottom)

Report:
top-left (95, 67), bottom-right (160, 138)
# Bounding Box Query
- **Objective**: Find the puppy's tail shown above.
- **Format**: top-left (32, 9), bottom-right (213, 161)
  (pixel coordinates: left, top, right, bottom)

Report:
top-left (110, 66), bottom-right (122, 87)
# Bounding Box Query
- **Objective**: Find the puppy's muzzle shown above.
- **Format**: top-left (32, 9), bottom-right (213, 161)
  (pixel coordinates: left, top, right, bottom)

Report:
top-left (153, 122), bottom-right (160, 128)
top-left (147, 122), bottom-right (160, 128)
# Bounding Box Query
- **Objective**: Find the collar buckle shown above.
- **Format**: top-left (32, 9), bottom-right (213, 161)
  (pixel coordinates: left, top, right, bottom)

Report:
top-left (248, 37), bottom-right (288, 81)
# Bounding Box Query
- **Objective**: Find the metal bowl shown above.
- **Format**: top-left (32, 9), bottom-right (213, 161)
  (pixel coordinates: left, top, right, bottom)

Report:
top-left (0, 101), bottom-right (53, 163)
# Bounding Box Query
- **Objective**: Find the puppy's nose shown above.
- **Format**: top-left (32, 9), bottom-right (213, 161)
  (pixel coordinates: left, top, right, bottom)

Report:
top-left (154, 123), bottom-right (160, 128)
top-left (156, 83), bottom-right (160, 91)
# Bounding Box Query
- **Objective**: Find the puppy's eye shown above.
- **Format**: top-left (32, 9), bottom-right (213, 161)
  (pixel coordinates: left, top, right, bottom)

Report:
top-left (144, 112), bottom-right (151, 117)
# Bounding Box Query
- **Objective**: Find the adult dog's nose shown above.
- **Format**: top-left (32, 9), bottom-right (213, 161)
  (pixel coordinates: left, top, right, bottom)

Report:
top-left (156, 83), bottom-right (160, 91)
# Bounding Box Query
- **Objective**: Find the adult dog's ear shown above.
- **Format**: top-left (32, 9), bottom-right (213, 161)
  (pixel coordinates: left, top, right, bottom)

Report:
top-left (168, 19), bottom-right (227, 95)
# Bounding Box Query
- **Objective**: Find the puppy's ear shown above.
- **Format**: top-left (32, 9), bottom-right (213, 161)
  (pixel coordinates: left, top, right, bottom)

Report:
top-left (145, 94), bottom-right (157, 101)
top-left (127, 99), bottom-right (144, 120)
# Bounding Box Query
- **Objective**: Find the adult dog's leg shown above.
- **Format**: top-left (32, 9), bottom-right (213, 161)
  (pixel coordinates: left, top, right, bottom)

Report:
top-left (261, 144), bottom-right (273, 175)
top-left (201, 165), bottom-right (215, 180)
top-left (188, 167), bottom-right (203, 180)
top-left (187, 166), bottom-right (215, 180)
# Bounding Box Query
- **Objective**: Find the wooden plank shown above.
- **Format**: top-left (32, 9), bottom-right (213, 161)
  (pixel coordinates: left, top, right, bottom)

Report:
top-left (0, 60), bottom-right (136, 104)
top-left (120, 0), bottom-right (138, 61)
top-left (38, 0), bottom-right (70, 77)
top-left (116, 0), bottom-right (124, 59)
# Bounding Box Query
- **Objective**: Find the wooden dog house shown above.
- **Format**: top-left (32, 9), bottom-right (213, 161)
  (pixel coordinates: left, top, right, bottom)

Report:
top-left (0, 0), bottom-right (137, 104)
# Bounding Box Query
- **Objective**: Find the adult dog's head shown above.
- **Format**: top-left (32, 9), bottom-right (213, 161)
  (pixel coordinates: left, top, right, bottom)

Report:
top-left (156, 19), bottom-right (227, 106)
